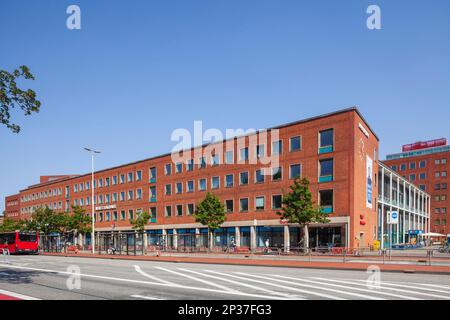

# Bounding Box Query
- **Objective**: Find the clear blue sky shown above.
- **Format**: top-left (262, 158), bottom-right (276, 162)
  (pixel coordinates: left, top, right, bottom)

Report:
top-left (1, 0), bottom-right (449, 212)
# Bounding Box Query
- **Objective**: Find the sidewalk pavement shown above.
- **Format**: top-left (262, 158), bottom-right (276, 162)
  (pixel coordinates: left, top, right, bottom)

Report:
top-left (42, 252), bottom-right (450, 275)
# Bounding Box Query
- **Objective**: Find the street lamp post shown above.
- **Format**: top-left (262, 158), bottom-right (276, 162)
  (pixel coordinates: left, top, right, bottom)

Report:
top-left (84, 147), bottom-right (101, 254)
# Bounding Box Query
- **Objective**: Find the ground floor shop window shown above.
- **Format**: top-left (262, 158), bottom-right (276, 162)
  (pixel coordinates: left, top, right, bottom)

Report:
top-left (256, 226), bottom-right (284, 247)
top-left (308, 226), bottom-right (345, 248)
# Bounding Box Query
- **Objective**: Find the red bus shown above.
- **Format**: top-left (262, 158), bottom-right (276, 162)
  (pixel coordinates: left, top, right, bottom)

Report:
top-left (0, 232), bottom-right (39, 254)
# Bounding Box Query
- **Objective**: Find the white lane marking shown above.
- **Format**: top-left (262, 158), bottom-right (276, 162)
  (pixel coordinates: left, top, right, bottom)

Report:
top-left (270, 275), bottom-right (420, 300)
top-left (178, 268), bottom-right (298, 300)
top-left (0, 288), bottom-right (40, 300)
top-left (134, 265), bottom-right (177, 286)
top-left (313, 277), bottom-right (449, 300)
top-left (155, 266), bottom-right (239, 293)
top-left (401, 282), bottom-right (450, 290)
top-left (205, 270), bottom-right (337, 300)
top-left (342, 278), bottom-right (450, 295)
top-left (0, 263), bottom-right (284, 300)
top-left (239, 273), bottom-right (385, 300)
top-left (131, 294), bottom-right (164, 300)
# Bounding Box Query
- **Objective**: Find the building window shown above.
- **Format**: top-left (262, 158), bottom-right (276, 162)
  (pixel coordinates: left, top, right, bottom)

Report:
top-left (255, 196), bottom-right (265, 210)
top-left (150, 186), bottom-right (157, 201)
top-left (187, 180), bottom-right (194, 193)
top-left (136, 189), bottom-right (142, 200)
top-left (240, 172), bottom-right (249, 185)
top-left (165, 184), bottom-right (172, 195)
top-left (211, 154), bottom-right (220, 166)
top-left (120, 174), bottom-right (125, 184)
top-left (410, 162), bottom-right (416, 170)
top-left (442, 183), bottom-right (447, 190)
top-left (127, 172), bottom-right (133, 183)
top-left (225, 174), bottom-right (234, 188)
top-left (199, 179), bottom-right (207, 191)
top-left (419, 173), bottom-right (426, 180)
top-left (212, 176), bottom-right (220, 189)
top-left (175, 162), bottom-right (183, 173)
top-left (128, 210), bottom-right (134, 221)
top-left (419, 160), bottom-right (426, 168)
top-left (165, 206), bottom-right (172, 217)
top-left (419, 185), bottom-right (426, 191)
top-left (290, 136), bottom-right (301, 152)
top-left (256, 144), bottom-right (265, 159)
top-left (74, 184), bottom-right (78, 193)
top-left (239, 198), bottom-right (249, 212)
top-left (176, 205), bottom-right (183, 216)
top-left (435, 184), bottom-right (441, 190)
top-left (240, 147), bottom-right (249, 162)
top-left (112, 176), bottom-right (117, 185)
top-left (435, 172), bottom-right (441, 178)
top-left (186, 159), bottom-right (194, 172)
top-left (120, 210), bottom-right (126, 221)
top-left (176, 182), bottom-right (182, 194)
top-left (225, 200), bottom-right (234, 213)
top-left (165, 164), bottom-right (172, 175)
top-left (409, 174), bottom-right (416, 181)
top-left (272, 195), bottom-right (282, 209)
top-left (319, 190), bottom-right (333, 214)
top-left (225, 151), bottom-right (234, 164)
top-left (255, 169), bottom-right (265, 183)
top-left (149, 167), bottom-right (157, 181)
top-left (391, 165), bottom-right (397, 171)
top-left (435, 159), bottom-right (441, 165)
top-left (400, 164), bottom-right (406, 171)
top-left (105, 177), bottom-right (110, 187)
top-left (442, 159), bottom-right (447, 164)
top-left (290, 164), bottom-right (301, 179)
top-left (136, 170), bottom-right (142, 181)
top-left (187, 203), bottom-right (194, 216)
top-left (127, 190), bottom-right (133, 200)
top-left (319, 159), bottom-right (333, 182)
top-left (272, 140), bottom-right (282, 156)
top-left (105, 194), bottom-right (110, 203)
top-left (199, 157), bottom-right (207, 169)
top-left (106, 212), bottom-right (111, 222)
top-left (272, 167), bottom-right (282, 181)
top-left (319, 129), bottom-right (334, 154)
top-left (442, 171), bottom-right (447, 177)
top-left (120, 192), bottom-right (125, 201)
top-left (113, 211), bottom-right (118, 221)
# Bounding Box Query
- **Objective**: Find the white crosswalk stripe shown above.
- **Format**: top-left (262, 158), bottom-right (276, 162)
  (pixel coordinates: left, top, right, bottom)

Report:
top-left (178, 268), bottom-right (299, 300)
top-left (238, 273), bottom-right (387, 300)
top-left (312, 277), bottom-right (450, 300)
top-left (204, 270), bottom-right (343, 300)
top-left (155, 266), bottom-right (239, 293)
top-left (343, 278), bottom-right (450, 295)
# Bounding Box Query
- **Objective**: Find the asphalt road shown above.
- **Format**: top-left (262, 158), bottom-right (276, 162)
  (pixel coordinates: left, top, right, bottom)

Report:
top-left (0, 255), bottom-right (449, 300)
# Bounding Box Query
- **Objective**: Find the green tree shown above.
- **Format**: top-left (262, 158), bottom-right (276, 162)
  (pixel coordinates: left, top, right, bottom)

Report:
top-left (0, 218), bottom-right (20, 232)
top-left (130, 211), bottom-right (151, 233)
top-left (27, 206), bottom-right (68, 234)
top-left (0, 66), bottom-right (41, 133)
top-left (194, 192), bottom-right (226, 251)
top-left (277, 177), bottom-right (329, 253)
top-left (66, 206), bottom-right (91, 246)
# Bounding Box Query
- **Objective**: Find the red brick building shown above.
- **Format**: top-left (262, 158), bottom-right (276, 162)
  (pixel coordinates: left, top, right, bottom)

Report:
top-left (384, 139), bottom-right (449, 235)
top-left (3, 107), bottom-right (429, 250)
